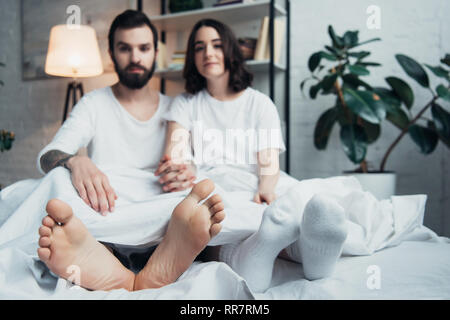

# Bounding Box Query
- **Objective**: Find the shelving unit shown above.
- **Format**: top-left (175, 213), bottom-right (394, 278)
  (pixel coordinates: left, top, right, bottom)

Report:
top-left (155, 59), bottom-right (286, 80)
top-left (137, 0), bottom-right (290, 173)
top-left (149, 0), bottom-right (287, 32)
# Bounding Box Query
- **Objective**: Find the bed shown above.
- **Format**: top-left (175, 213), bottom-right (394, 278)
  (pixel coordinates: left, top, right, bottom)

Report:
top-left (0, 165), bottom-right (449, 300)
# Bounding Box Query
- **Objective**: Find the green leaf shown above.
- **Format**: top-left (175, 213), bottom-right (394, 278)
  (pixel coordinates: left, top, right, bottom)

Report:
top-left (348, 51), bottom-right (370, 60)
top-left (395, 54), bottom-right (430, 88)
top-left (348, 64), bottom-right (370, 76)
top-left (320, 51), bottom-right (337, 61)
top-left (321, 73), bottom-right (338, 92)
top-left (340, 124), bottom-right (367, 164)
top-left (348, 37), bottom-right (381, 49)
top-left (436, 84), bottom-right (450, 102)
top-left (431, 102), bottom-right (450, 147)
top-left (372, 87), bottom-right (410, 130)
top-left (357, 61), bottom-right (381, 67)
top-left (373, 87), bottom-right (402, 109)
top-left (328, 25), bottom-right (344, 48)
top-left (309, 82), bottom-right (322, 99)
top-left (385, 76), bottom-right (414, 109)
top-left (386, 108), bottom-right (410, 130)
top-left (343, 31), bottom-right (359, 47)
top-left (343, 88), bottom-right (386, 124)
top-left (408, 124), bottom-right (439, 154)
top-left (360, 118), bottom-right (381, 144)
top-left (324, 45), bottom-right (342, 57)
top-left (342, 74), bottom-right (373, 90)
top-left (425, 64), bottom-right (449, 80)
top-left (308, 52), bottom-right (322, 72)
top-left (441, 54), bottom-right (450, 67)
top-left (314, 107), bottom-right (339, 149)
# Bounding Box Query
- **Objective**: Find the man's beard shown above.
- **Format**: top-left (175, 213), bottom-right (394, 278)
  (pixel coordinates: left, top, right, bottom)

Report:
top-left (112, 57), bottom-right (156, 90)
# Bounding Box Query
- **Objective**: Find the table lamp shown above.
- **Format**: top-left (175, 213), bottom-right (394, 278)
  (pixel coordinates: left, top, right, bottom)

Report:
top-left (45, 24), bottom-right (103, 124)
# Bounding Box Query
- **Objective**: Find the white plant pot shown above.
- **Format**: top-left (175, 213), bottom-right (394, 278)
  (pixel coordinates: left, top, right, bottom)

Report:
top-left (343, 171), bottom-right (397, 200)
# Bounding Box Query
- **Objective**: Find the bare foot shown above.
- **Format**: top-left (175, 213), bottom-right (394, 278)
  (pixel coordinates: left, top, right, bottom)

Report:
top-left (37, 199), bottom-right (135, 291)
top-left (134, 179), bottom-right (225, 290)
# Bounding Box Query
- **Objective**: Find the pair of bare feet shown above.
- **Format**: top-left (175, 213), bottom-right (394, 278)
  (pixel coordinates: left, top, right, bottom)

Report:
top-left (37, 179), bottom-right (225, 291)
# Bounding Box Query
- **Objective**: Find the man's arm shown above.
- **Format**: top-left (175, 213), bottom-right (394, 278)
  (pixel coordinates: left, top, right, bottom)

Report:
top-left (40, 150), bottom-right (75, 173)
top-left (40, 149), bottom-right (117, 215)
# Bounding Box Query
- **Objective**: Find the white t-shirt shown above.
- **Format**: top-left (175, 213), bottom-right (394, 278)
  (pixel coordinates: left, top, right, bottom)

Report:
top-left (37, 86), bottom-right (172, 174)
top-left (163, 87), bottom-right (285, 174)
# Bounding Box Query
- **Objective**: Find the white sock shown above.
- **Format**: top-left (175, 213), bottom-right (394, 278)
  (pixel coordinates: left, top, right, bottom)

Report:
top-left (219, 188), bottom-right (302, 293)
top-left (287, 194), bottom-right (347, 280)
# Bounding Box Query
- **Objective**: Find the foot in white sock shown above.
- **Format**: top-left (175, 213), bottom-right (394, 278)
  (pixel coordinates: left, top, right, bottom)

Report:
top-left (219, 190), bottom-right (302, 293)
top-left (295, 194), bottom-right (347, 280)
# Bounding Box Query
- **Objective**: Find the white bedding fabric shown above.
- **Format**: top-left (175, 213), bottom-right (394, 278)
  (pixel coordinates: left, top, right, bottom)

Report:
top-left (0, 166), bottom-right (449, 299)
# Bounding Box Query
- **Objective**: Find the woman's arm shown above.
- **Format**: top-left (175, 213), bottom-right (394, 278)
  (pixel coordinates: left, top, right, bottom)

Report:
top-left (254, 148), bottom-right (280, 204)
top-left (155, 121), bottom-right (197, 192)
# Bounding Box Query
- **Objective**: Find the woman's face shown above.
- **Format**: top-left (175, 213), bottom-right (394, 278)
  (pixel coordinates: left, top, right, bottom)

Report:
top-left (193, 26), bottom-right (227, 80)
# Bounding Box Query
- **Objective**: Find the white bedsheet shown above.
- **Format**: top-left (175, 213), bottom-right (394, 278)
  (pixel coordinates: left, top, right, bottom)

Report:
top-left (0, 165), bottom-right (449, 299)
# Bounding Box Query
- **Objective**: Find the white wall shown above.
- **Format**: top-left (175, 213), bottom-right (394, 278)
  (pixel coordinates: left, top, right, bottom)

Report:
top-left (0, 0), bottom-right (449, 235)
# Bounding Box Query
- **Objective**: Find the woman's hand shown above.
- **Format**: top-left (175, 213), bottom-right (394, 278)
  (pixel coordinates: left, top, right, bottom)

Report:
top-left (253, 189), bottom-right (277, 205)
top-left (155, 155), bottom-right (197, 192)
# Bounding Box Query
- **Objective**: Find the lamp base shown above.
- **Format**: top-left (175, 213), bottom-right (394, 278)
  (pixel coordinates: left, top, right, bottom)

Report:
top-left (62, 81), bottom-right (84, 124)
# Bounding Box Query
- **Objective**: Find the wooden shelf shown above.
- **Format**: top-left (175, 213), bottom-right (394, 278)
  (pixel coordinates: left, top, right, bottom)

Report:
top-left (154, 59), bottom-right (286, 80)
top-left (149, 0), bottom-right (287, 32)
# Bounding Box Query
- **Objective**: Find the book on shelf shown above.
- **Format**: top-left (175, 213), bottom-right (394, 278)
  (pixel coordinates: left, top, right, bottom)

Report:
top-left (213, 0), bottom-right (254, 7)
top-left (168, 51), bottom-right (185, 70)
top-left (156, 41), bottom-right (168, 70)
top-left (253, 16), bottom-right (286, 64)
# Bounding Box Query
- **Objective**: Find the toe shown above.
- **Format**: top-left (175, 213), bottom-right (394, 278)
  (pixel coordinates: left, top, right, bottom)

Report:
top-left (39, 236), bottom-right (51, 248)
top-left (210, 202), bottom-right (225, 214)
top-left (37, 247), bottom-right (51, 262)
top-left (189, 179), bottom-right (214, 202)
top-left (209, 223), bottom-right (222, 238)
top-left (39, 226), bottom-right (52, 237)
top-left (46, 199), bottom-right (74, 225)
top-left (211, 211), bottom-right (225, 224)
top-left (42, 216), bottom-right (56, 228)
top-left (205, 194), bottom-right (222, 208)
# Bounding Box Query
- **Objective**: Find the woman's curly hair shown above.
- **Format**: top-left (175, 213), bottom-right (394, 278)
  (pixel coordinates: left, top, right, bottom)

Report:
top-left (183, 19), bottom-right (253, 94)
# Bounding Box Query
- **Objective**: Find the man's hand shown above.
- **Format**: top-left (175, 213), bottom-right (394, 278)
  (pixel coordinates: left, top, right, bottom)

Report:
top-left (253, 189), bottom-right (277, 205)
top-left (67, 156), bottom-right (117, 215)
top-left (155, 155), bottom-right (196, 192)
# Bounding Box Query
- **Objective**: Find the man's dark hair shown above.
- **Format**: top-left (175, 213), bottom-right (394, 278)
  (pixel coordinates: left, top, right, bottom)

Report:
top-left (108, 10), bottom-right (158, 54)
top-left (183, 19), bottom-right (253, 94)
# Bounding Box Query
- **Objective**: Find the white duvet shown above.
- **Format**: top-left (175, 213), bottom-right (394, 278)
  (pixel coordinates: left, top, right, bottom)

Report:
top-left (0, 165), bottom-right (448, 299)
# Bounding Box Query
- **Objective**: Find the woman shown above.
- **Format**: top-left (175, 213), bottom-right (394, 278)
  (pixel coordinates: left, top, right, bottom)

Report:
top-left (155, 18), bottom-right (285, 204)
top-left (155, 19), bottom-right (348, 293)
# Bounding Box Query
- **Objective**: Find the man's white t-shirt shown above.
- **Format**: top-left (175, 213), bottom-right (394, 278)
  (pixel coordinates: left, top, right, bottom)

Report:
top-left (37, 86), bottom-right (172, 174)
top-left (163, 87), bottom-right (285, 174)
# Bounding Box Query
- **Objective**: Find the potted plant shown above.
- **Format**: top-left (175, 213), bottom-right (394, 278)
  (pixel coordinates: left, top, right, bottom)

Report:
top-left (301, 26), bottom-right (450, 199)
top-left (1, 62), bottom-right (15, 190)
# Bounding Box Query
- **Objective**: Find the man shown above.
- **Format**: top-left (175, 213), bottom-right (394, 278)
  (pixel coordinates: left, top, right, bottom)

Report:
top-left (36, 10), bottom-right (225, 291)
top-left (39, 10), bottom-right (195, 215)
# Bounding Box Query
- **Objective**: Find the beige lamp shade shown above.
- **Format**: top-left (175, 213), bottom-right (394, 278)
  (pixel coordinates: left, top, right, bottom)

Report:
top-left (45, 24), bottom-right (103, 78)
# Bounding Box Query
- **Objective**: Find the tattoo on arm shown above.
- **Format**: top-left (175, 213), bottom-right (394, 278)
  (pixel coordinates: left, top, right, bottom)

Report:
top-left (40, 150), bottom-right (75, 173)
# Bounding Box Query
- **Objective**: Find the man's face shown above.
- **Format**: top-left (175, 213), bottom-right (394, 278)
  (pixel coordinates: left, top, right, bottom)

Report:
top-left (111, 26), bottom-right (157, 89)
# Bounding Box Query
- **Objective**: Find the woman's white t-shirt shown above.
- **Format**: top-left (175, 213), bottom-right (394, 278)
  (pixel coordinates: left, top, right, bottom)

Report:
top-left (37, 87), bottom-right (172, 174)
top-left (163, 87), bottom-right (285, 174)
